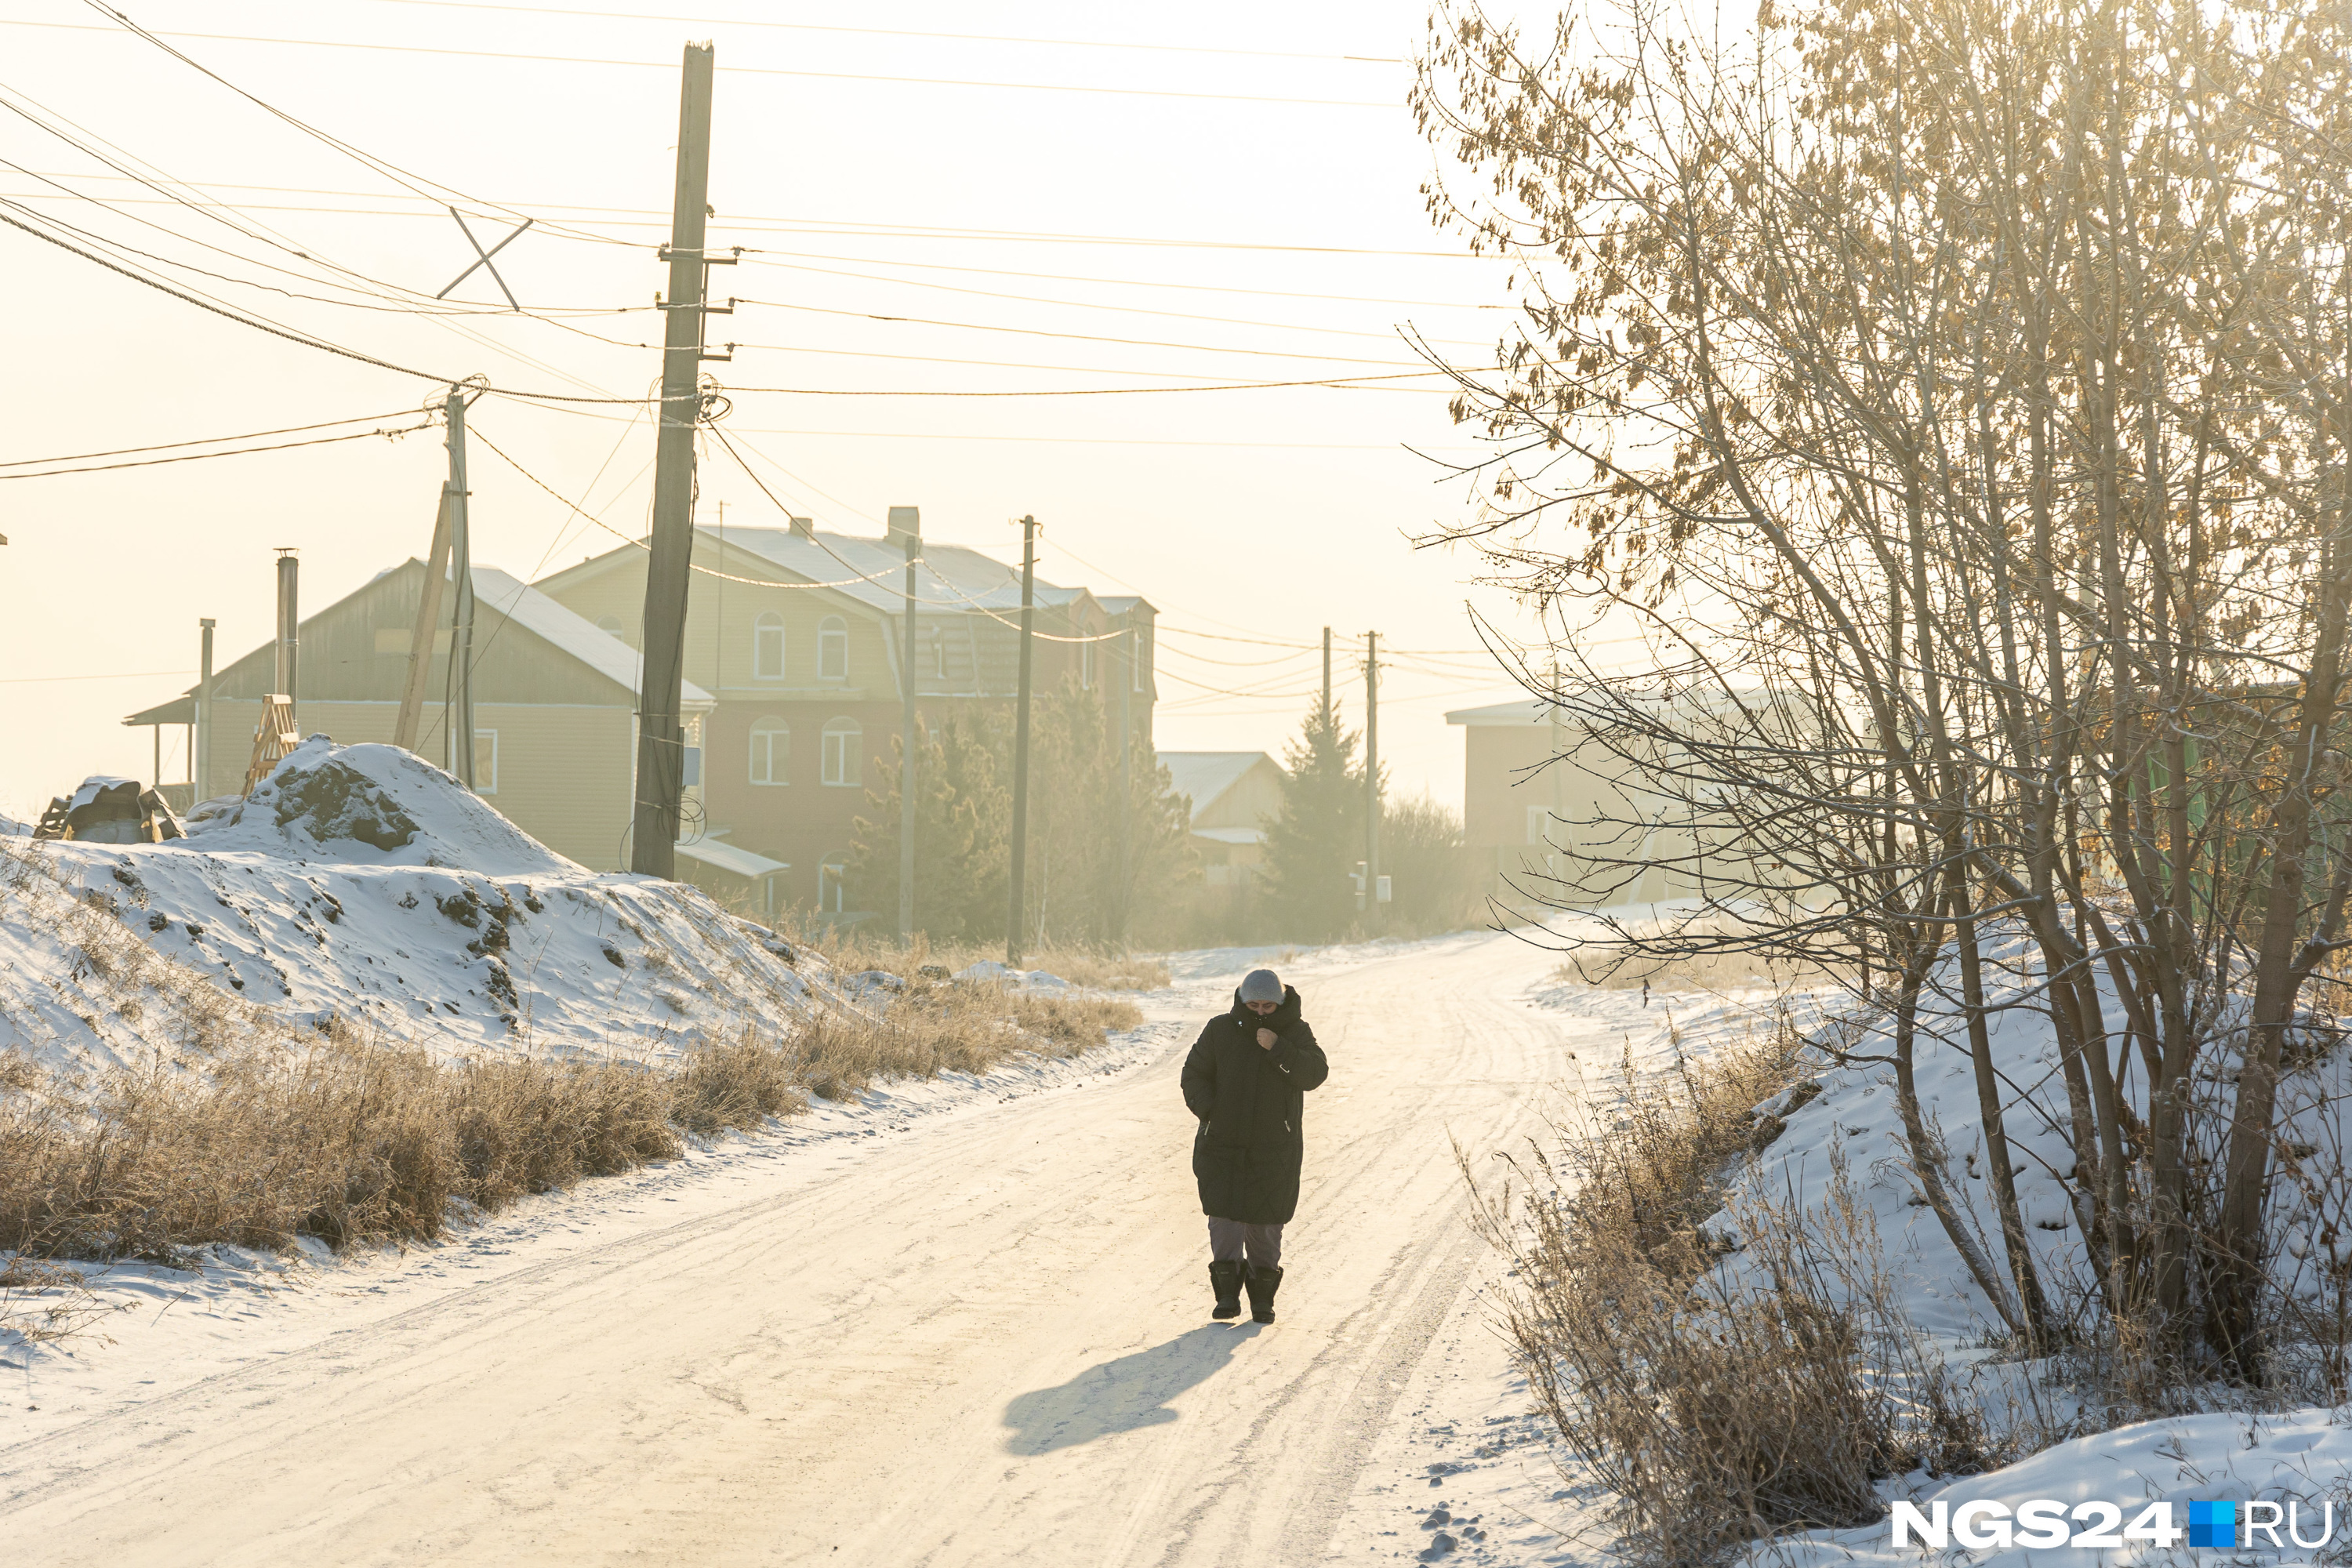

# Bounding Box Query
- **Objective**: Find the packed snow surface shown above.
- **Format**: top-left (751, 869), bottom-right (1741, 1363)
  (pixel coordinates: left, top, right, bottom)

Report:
top-left (0, 739), bottom-right (815, 1069)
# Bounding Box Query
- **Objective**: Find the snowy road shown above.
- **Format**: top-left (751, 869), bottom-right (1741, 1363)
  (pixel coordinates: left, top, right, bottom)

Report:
top-left (4, 931), bottom-right (1590, 1566)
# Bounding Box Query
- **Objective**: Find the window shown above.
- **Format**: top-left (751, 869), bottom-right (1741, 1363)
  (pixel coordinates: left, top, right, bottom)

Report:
top-left (1132, 629), bottom-right (1148, 692)
top-left (818, 615), bottom-right (848, 681)
top-left (1080, 639), bottom-right (1094, 690)
top-left (1527, 805), bottom-right (1552, 845)
top-left (926, 627), bottom-right (946, 682)
top-left (818, 855), bottom-right (848, 913)
top-left (595, 615), bottom-right (626, 638)
top-left (750, 717), bottom-right (790, 786)
top-left (753, 612), bottom-right (786, 681)
top-left (822, 718), bottom-right (861, 786)
top-left (452, 729), bottom-right (496, 794)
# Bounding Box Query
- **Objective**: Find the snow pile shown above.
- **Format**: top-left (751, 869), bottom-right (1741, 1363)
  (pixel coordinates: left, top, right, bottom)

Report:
top-left (183, 739), bottom-right (572, 875)
top-left (0, 739), bottom-right (828, 1071)
top-left (1602, 930), bottom-right (2352, 1568)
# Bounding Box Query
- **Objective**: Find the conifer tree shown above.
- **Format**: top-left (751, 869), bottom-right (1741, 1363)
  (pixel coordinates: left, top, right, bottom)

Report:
top-left (1261, 698), bottom-right (1368, 940)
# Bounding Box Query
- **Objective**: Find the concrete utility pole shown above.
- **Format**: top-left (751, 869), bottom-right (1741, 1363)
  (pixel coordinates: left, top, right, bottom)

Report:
top-left (631, 41), bottom-right (721, 878)
top-left (1116, 624), bottom-right (1133, 945)
top-left (1321, 626), bottom-right (1332, 726)
top-left (197, 618), bottom-right (215, 800)
top-left (274, 549), bottom-right (300, 733)
top-left (446, 389), bottom-right (477, 787)
top-left (1006, 514), bottom-right (1038, 964)
top-left (893, 506), bottom-right (920, 942)
top-left (1365, 630), bottom-right (1381, 927)
top-left (394, 481), bottom-right (456, 754)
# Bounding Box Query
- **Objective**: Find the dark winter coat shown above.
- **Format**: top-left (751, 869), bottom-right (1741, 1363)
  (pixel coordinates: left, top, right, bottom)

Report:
top-left (1181, 984), bottom-right (1329, 1225)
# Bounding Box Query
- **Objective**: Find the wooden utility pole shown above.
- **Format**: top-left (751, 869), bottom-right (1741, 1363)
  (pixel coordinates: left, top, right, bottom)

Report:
top-left (394, 482), bottom-right (456, 753)
top-left (631, 41), bottom-right (720, 878)
top-left (1005, 514), bottom-right (1038, 964)
top-left (446, 390), bottom-right (476, 786)
top-left (894, 506), bottom-right (920, 942)
top-left (197, 617), bottom-right (215, 800)
top-left (1365, 630), bottom-right (1381, 926)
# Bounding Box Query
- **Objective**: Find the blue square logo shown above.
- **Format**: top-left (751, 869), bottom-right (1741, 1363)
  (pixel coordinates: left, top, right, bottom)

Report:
top-left (2190, 1500), bottom-right (2237, 1549)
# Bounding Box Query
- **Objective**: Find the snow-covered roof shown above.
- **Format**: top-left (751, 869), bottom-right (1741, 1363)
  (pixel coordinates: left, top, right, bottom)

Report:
top-left (715, 527), bottom-right (1084, 619)
top-left (468, 565), bottom-right (713, 706)
top-left (673, 838), bottom-right (790, 879)
top-left (1192, 826), bottom-right (1264, 847)
top-left (1157, 751), bottom-right (1273, 815)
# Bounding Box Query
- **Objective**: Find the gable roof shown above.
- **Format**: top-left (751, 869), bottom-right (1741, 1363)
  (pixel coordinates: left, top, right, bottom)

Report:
top-left (466, 564), bottom-right (713, 705)
top-left (1157, 751), bottom-right (1276, 818)
top-left (123, 561), bottom-right (709, 727)
top-left (1445, 698), bottom-right (1557, 727)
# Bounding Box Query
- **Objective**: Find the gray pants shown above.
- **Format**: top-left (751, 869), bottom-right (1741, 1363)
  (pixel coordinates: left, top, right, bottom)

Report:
top-left (1207, 1216), bottom-right (1283, 1271)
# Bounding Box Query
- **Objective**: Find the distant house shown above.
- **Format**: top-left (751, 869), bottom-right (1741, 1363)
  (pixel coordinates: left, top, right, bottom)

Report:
top-left (1159, 751), bottom-right (1285, 888)
top-left (125, 561), bottom-right (713, 873)
top-left (1447, 695), bottom-right (1718, 910)
top-left (533, 515), bottom-right (1155, 911)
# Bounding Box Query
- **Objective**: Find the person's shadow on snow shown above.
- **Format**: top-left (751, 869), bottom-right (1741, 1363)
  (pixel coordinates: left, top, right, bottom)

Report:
top-left (1002, 1323), bottom-right (1261, 1454)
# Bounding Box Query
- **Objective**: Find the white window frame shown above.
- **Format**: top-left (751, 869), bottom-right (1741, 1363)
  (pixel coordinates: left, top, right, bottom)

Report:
top-left (818, 615), bottom-right (849, 682)
top-left (752, 611), bottom-right (786, 681)
top-left (1527, 805), bottom-right (1552, 846)
top-left (750, 717), bottom-right (790, 786)
top-left (818, 856), bottom-right (848, 913)
top-left (926, 627), bottom-right (947, 681)
top-left (1132, 628), bottom-right (1148, 691)
top-left (466, 729), bottom-right (498, 795)
top-left (821, 719), bottom-right (861, 787)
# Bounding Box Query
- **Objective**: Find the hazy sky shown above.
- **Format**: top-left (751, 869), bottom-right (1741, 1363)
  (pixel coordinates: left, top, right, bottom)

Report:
top-left (0, 0), bottom-right (1562, 823)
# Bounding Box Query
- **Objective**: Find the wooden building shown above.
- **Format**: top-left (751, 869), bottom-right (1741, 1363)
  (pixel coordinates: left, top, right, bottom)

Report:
top-left (533, 515), bottom-right (1156, 909)
top-left (125, 561), bottom-right (713, 873)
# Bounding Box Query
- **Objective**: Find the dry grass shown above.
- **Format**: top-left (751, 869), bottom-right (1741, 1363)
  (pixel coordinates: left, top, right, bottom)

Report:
top-left (1467, 1027), bottom-right (1995, 1566)
top-left (0, 981), bottom-right (1138, 1265)
top-left (799, 926), bottom-right (1171, 991)
top-left (1558, 913), bottom-right (1842, 994)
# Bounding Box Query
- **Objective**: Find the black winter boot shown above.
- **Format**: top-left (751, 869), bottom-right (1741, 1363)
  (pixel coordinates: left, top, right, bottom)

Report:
top-left (1209, 1260), bottom-right (1245, 1320)
top-left (1243, 1263), bottom-right (1283, 1324)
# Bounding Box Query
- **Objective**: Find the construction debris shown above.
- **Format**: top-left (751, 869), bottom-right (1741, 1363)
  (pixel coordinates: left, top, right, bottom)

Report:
top-left (32, 776), bottom-right (186, 844)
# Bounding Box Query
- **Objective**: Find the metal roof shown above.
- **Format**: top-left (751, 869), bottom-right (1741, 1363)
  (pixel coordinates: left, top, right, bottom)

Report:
top-left (717, 527), bottom-right (1085, 619)
top-left (1156, 751), bottom-right (1276, 818)
top-left (673, 838), bottom-right (790, 879)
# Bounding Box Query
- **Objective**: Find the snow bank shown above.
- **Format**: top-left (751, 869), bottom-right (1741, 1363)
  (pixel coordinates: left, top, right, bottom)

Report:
top-left (1765, 1409), bottom-right (2352, 1568)
top-left (0, 739), bottom-right (826, 1071)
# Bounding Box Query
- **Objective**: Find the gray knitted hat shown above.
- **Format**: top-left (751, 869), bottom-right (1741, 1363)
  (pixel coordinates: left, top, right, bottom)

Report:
top-left (1238, 968), bottom-right (1283, 1004)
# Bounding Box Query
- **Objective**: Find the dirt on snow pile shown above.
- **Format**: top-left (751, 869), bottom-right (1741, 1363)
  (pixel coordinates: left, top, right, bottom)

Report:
top-left (0, 739), bottom-right (821, 1071)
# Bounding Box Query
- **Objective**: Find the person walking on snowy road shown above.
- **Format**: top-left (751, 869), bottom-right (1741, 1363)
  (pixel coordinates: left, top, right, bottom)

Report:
top-left (1181, 967), bottom-right (1329, 1324)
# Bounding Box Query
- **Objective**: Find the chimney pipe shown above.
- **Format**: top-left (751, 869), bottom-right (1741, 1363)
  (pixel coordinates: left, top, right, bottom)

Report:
top-left (789, 515), bottom-right (815, 540)
top-left (886, 506), bottom-right (920, 551)
top-left (274, 548), bottom-right (300, 732)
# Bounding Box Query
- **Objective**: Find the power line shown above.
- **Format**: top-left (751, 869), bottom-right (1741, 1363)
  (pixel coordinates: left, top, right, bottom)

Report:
top-left (0, 668), bottom-right (197, 684)
top-left (720, 369), bottom-right (1467, 397)
top-left (0, 204), bottom-right (665, 405)
top-left (729, 299), bottom-right (1471, 364)
top-left (0, 408), bottom-right (420, 467)
top-left (16, 20), bottom-right (1399, 107)
top-left (0, 419), bottom-right (433, 479)
top-left (0, 172), bottom-right (1486, 265)
top-left (354, 0), bottom-right (1407, 64)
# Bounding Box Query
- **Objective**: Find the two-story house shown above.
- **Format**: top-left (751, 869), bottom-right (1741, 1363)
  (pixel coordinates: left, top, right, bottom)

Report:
top-left (534, 511), bottom-right (1156, 910)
